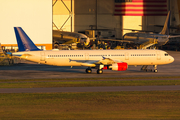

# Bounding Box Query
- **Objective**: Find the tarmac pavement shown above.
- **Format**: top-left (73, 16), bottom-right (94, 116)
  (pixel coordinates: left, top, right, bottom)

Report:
top-left (0, 51), bottom-right (180, 93)
top-left (0, 51), bottom-right (179, 80)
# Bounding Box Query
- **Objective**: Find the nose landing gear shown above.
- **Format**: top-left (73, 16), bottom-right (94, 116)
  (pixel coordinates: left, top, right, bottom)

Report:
top-left (141, 65), bottom-right (158, 73)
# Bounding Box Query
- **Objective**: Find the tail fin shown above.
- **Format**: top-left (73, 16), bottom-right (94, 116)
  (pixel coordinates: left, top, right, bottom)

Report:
top-left (160, 11), bottom-right (171, 35)
top-left (14, 27), bottom-right (40, 51)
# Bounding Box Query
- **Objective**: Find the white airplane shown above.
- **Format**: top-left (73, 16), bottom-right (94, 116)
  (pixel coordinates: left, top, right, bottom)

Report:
top-left (53, 30), bottom-right (90, 47)
top-left (123, 11), bottom-right (180, 47)
top-left (12, 27), bottom-right (174, 74)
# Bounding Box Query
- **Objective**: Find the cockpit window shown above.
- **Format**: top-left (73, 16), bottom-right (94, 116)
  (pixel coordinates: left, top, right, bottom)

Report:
top-left (164, 53), bottom-right (169, 56)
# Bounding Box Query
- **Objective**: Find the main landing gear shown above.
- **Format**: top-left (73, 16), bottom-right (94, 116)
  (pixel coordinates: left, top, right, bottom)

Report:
top-left (86, 64), bottom-right (105, 74)
top-left (85, 68), bottom-right (103, 74)
top-left (97, 69), bottom-right (103, 74)
top-left (86, 67), bottom-right (92, 73)
top-left (141, 65), bottom-right (158, 73)
top-left (153, 65), bottom-right (158, 73)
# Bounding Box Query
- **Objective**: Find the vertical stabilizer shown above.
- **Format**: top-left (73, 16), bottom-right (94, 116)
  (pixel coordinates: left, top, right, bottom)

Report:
top-left (14, 27), bottom-right (40, 51)
top-left (160, 11), bottom-right (171, 35)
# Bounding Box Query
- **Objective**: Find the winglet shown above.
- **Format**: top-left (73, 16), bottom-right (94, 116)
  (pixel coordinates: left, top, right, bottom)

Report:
top-left (102, 56), bottom-right (106, 60)
top-left (160, 11), bottom-right (171, 35)
top-left (14, 27), bottom-right (40, 51)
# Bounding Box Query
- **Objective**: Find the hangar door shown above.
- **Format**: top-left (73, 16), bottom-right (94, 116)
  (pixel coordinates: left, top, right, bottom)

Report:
top-left (53, 0), bottom-right (74, 32)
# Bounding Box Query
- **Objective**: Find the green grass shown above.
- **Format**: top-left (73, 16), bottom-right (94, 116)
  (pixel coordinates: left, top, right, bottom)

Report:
top-left (1, 76), bottom-right (180, 119)
top-left (0, 91), bottom-right (180, 119)
top-left (0, 79), bottom-right (180, 88)
top-left (1, 76), bottom-right (180, 82)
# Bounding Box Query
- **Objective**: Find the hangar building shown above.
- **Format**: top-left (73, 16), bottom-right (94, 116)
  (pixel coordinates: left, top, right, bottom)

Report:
top-left (1, 0), bottom-right (180, 50)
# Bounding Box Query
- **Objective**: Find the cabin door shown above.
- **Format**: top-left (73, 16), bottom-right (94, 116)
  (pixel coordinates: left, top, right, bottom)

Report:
top-left (157, 51), bottom-right (161, 60)
top-left (125, 52), bottom-right (129, 60)
top-left (40, 52), bottom-right (45, 61)
top-left (85, 53), bottom-right (89, 60)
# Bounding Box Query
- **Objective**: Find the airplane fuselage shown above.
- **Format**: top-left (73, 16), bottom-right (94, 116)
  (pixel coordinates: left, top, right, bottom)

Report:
top-left (13, 49), bottom-right (174, 67)
top-left (123, 32), bottom-right (169, 46)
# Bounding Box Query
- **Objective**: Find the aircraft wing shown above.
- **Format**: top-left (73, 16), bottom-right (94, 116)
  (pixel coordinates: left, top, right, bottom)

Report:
top-left (98, 57), bottom-right (122, 65)
top-left (168, 35), bottom-right (180, 38)
top-left (69, 59), bottom-right (98, 67)
top-left (100, 38), bottom-right (134, 43)
top-left (123, 28), bottom-right (158, 33)
top-left (70, 56), bottom-right (123, 67)
top-left (89, 37), bottom-right (96, 40)
top-left (154, 25), bottom-right (179, 30)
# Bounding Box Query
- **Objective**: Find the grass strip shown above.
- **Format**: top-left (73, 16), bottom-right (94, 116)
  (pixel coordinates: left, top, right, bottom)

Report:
top-left (0, 91), bottom-right (180, 119)
top-left (0, 79), bottom-right (180, 88)
top-left (1, 76), bottom-right (180, 82)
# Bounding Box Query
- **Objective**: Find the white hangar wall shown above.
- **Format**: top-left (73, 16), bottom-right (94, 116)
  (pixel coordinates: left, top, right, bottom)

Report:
top-left (0, 0), bottom-right (52, 50)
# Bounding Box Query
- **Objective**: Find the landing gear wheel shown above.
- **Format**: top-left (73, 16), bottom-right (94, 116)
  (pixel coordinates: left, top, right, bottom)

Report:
top-left (97, 69), bottom-right (103, 74)
top-left (86, 68), bottom-right (92, 73)
top-left (154, 69), bottom-right (158, 73)
top-left (141, 65), bottom-right (148, 71)
top-left (153, 65), bottom-right (158, 73)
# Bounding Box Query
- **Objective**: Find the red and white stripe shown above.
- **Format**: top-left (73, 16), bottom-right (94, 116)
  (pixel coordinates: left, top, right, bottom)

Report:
top-left (114, 0), bottom-right (167, 16)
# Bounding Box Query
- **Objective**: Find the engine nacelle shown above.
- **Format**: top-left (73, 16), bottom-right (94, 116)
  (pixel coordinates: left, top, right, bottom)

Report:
top-left (110, 62), bottom-right (128, 71)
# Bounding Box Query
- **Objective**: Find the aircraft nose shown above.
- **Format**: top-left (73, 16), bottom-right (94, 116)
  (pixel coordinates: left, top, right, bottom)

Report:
top-left (169, 56), bottom-right (174, 63)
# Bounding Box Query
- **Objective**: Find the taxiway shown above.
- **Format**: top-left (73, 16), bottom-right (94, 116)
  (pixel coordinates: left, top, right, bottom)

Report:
top-left (0, 51), bottom-right (179, 80)
top-left (0, 51), bottom-right (180, 93)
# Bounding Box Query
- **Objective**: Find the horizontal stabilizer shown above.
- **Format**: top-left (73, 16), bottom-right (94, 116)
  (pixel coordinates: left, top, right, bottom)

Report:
top-left (168, 35), bottom-right (180, 38)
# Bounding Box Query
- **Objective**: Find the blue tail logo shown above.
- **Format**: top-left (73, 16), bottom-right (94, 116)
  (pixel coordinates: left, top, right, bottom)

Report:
top-left (14, 27), bottom-right (40, 51)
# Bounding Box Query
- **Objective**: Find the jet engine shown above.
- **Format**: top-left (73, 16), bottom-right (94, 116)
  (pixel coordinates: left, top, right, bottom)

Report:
top-left (109, 62), bottom-right (128, 71)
